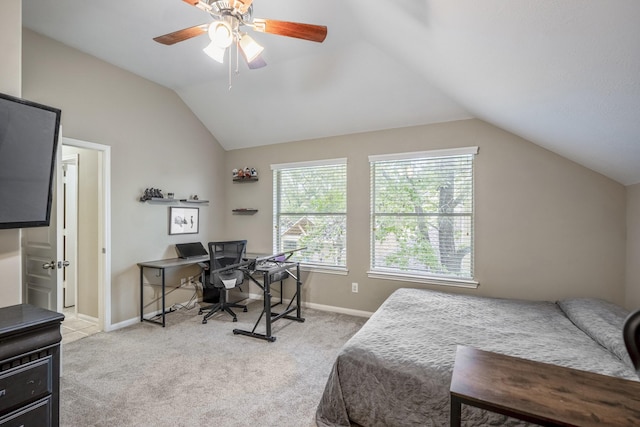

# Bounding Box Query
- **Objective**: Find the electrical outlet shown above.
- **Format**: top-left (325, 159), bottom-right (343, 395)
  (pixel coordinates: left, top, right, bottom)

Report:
top-left (352, 282), bottom-right (358, 293)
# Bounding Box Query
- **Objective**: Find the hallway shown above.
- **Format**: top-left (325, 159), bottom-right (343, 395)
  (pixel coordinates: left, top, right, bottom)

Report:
top-left (62, 307), bottom-right (100, 344)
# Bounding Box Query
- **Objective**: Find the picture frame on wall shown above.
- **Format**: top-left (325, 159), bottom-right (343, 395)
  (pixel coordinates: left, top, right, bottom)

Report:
top-left (169, 207), bottom-right (199, 235)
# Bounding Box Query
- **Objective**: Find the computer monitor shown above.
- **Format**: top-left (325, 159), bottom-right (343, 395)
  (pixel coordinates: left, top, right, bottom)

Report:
top-left (175, 242), bottom-right (208, 259)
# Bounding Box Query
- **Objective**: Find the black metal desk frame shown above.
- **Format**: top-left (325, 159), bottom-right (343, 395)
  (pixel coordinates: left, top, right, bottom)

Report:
top-left (233, 260), bottom-right (304, 342)
top-left (137, 256), bottom-right (208, 327)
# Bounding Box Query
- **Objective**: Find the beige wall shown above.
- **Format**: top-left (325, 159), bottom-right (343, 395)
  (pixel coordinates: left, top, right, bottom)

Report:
top-left (0, 0), bottom-right (22, 307)
top-left (226, 120), bottom-right (627, 312)
top-left (626, 183), bottom-right (640, 310)
top-left (22, 29), bottom-right (227, 324)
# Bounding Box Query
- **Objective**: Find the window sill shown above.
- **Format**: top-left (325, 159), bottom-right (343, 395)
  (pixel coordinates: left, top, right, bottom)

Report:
top-left (367, 270), bottom-right (479, 289)
top-left (300, 264), bottom-right (348, 275)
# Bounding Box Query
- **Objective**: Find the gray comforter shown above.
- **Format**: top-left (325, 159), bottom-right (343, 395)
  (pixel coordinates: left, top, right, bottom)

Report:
top-left (316, 288), bottom-right (638, 427)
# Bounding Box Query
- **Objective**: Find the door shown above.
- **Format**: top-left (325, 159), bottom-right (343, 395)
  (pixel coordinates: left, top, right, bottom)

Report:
top-left (22, 142), bottom-right (65, 312)
top-left (62, 155), bottom-right (78, 308)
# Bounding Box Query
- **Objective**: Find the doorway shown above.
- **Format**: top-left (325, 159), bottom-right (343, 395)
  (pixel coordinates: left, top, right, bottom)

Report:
top-left (61, 137), bottom-right (112, 334)
top-left (22, 137), bottom-right (111, 333)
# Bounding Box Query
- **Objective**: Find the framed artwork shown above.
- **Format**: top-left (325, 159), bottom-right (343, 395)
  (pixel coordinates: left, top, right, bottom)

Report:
top-left (169, 207), bottom-right (199, 235)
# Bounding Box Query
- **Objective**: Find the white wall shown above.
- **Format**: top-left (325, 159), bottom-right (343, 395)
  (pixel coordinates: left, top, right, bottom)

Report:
top-left (626, 183), bottom-right (640, 310)
top-left (0, 0), bottom-right (23, 307)
top-left (22, 29), bottom-right (227, 324)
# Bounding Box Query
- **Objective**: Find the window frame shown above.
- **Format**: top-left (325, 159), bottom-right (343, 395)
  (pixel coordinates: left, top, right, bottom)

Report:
top-left (367, 147), bottom-right (479, 288)
top-left (272, 158), bottom-right (348, 274)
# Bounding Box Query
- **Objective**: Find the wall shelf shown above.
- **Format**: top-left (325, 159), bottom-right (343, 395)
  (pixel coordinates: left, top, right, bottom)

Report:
top-left (141, 198), bottom-right (208, 204)
top-left (232, 209), bottom-right (258, 215)
top-left (233, 176), bottom-right (259, 182)
top-left (180, 199), bottom-right (209, 204)
top-left (142, 197), bottom-right (176, 203)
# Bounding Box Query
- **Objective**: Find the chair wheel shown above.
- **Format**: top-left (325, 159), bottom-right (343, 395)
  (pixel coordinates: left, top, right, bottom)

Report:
top-left (202, 319), bottom-right (207, 324)
top-left (198, 309), bottom-right (203, 315)
top-left (243, 307), bottom-right (248, 312)
top-left (233, 317), bottom-right (238, 322)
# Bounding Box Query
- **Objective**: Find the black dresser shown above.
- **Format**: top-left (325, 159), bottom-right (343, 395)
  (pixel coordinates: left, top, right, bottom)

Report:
top-left (0, 304), bottom-right (64, 426)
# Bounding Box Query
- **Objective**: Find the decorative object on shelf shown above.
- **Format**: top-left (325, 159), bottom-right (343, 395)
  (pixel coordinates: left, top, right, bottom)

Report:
top-left (169, 207), bottom-right (199, 235)
top-left (140, 187), bottom-right (165, 201)
top-left (232, 166), bottom-right (259, 181)
top-left (167, 192), bottom-right (174, 199)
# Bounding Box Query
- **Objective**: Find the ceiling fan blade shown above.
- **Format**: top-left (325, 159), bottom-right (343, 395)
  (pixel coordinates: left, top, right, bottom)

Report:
top-left (153, 24), bottom-right (208, 45)
top-left (252, 19), bottom-right (327, 43)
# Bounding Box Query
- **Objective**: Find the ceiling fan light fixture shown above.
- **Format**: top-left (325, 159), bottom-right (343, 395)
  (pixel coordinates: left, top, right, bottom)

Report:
top-left (203, 41), bottom-right (226, 63)
top-left (208, 20), bottom-right (233, 48)
top-left (239, 34), bottom-right (264, 63)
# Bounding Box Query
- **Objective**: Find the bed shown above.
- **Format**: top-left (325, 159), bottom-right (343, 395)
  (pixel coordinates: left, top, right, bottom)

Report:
top-left (316, 288), bottom-right (638, 426)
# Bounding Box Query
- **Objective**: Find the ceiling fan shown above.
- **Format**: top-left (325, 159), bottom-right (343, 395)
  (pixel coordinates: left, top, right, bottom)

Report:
top-left (153, 0), bottom-right (328, 70)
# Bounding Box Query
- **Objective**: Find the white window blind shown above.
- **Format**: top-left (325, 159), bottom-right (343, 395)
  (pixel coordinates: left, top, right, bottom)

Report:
top-left (370, 148), bottom-right (477, 280)
top-left (272, 159), bottom-right (347, 268)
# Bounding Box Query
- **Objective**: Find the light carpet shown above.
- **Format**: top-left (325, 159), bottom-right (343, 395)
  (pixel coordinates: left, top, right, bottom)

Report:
top-left (60, 300), bottom-right (366, 426)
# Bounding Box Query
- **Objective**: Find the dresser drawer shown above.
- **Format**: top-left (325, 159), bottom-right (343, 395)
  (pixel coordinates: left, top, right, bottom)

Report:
top-left (0, 357), bottom-right (52, 414)
top-left (0, 396), bottom-right (51, 426)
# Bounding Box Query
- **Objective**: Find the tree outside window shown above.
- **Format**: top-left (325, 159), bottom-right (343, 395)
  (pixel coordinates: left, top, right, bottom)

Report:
top-left (370, 148), bottom-right (477, 280)
top-left (273, 160), bottom-right (347, 268)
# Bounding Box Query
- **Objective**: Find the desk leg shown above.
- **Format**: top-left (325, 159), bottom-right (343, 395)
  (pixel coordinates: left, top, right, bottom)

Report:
top-left (161, 269), bottom-right (166, 327)
top-left (296, 263), bottom-right (302, 319)
top-left (264, 271), bottom-right (272, 339)
top-left (450, 395), bottom-right (461, 427)
top-left (139, 266), bottom-right (144, 323)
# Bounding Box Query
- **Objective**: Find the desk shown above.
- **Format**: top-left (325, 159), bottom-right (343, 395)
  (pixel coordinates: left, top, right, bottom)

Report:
top-left (138, 256), bottom-right (209, 327)
top-left (450, 345), bottom-right (640, 427)
top-left (233, 260), bottom-right (304, 342)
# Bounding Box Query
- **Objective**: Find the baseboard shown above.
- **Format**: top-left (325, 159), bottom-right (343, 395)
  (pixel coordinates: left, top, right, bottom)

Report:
top-left (110, 295), bottom-right (372, 332)
top-left (107, 316), bottom-right (140, 332)
top-left (247, 292), bottom-right (373, 318)
top-left (108, 298), bottom-right (195, 332)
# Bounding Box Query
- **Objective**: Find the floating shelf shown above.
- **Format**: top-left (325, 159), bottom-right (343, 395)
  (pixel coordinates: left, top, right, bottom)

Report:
top-left (141, 197), bottom-right (208, 204)
top-left (180, 199), bottom-right (209, 204)
top-left (142, 197), bottom-right (176, 203)
top-left (233, 176), bottom-right (259, 182)
top-left (232, 209), bottom-right (258, 215)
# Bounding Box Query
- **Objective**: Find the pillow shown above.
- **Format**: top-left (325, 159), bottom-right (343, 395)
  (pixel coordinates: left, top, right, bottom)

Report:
top-left (557, 297), bottom-right (633, 368)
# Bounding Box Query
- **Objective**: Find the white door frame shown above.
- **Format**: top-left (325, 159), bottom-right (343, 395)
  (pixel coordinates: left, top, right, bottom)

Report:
top-left (61, 137), bottom-right (112, 332)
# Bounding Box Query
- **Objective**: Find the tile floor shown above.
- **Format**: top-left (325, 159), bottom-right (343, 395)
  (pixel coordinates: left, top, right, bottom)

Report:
top-left (62, 307), bottom-right (100, 344)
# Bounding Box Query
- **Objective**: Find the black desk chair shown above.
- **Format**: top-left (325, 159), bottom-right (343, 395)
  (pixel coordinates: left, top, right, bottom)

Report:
top-left (200, 240), bottom-right (248, 324)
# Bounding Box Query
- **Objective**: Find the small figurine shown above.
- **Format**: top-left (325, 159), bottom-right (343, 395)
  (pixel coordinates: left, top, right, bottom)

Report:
top-left (237, 168), bottom-right (245, 178)
top-left (140, 187), bottom-right (163, 201)
top-left (244, 167), bottom-right (251, 177)
top-left (232, 168), bottom-right (238, 178)
top-left (251, 168), bottom-right (258, 177)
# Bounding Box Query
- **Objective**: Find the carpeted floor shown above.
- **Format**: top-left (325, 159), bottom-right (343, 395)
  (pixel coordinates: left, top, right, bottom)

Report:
top-left (60, 300), bottom-right (366, 426)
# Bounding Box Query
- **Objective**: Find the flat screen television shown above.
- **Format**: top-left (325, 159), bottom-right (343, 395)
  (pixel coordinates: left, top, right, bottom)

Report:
top-left (0, 92), bottom-right (62, 229)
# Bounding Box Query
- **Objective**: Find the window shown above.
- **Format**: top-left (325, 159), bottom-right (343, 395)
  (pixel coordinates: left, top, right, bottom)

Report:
top-left (272, 158), bottom-right (347, 270)
top-left (369, 147), bottom-right (477, 284)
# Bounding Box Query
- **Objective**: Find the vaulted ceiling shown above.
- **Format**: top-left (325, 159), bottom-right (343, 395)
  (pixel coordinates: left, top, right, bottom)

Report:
top-left (22, 0), bottom-right (640, 185)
